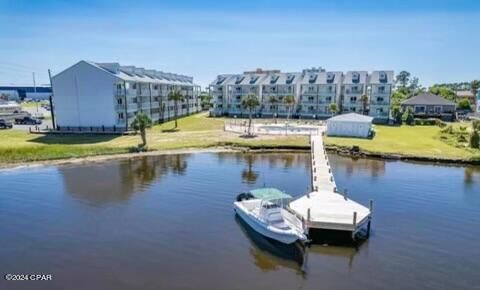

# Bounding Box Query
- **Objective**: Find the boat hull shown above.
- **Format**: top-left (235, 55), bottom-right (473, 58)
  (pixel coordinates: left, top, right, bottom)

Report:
top-left (234, 201), bottom-right (303, 245)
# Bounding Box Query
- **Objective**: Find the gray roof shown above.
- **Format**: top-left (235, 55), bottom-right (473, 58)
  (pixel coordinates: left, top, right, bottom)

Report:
top-left (344, 71), bottom-right (368, 84)
top-left (401, 93), bottom-right (456, 106)
top-left (300, 71), bottom-right (343, 85)
top-left (328, 113), bottom-right (373, 122)
top-left (369, 70), bottom-right (394, 84)
top-left (260, 72), bottom-right (302, 86)
top-left (85, 61), bottom-right (196, 86)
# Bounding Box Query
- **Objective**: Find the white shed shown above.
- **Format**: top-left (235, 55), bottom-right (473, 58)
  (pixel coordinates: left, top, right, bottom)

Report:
top-left (326, 113), bottom-right (373, 138)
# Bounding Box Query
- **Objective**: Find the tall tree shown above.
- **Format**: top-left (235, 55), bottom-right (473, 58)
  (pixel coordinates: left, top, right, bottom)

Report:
top-left (395, 71), bottom-right (411, 88)
top-left (360, 94), bottom-right (369, 115)
top-left (429, 86), bottom-right (456, 101)
top-left (268, 95), bottom-right (279, 124)
top-left (284, 95), bottom-right (296, 122)
top-left (168, 88), bottom-right (185, 129)
top-left (241, 94), bottom-right (260, 136)
top-left (131, 113), bottom-right (153, 148)
top-left (391, 106), bottom-right (403, 125)
top-left (199, 92), bottom-right (212, 110)
top-left (471, 80), bottom-right (480, 99)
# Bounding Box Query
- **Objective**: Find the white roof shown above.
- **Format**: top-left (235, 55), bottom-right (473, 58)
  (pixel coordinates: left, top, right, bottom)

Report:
top-left (55, 61), bottom-right (197, 87)
top-left (327, 113), bottom-right (373, 123)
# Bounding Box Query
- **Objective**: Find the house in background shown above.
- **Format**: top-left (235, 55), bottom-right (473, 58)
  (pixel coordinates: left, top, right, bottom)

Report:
top-left (401, 93), bottom-right (456, 121)
top-left (52, 61), bottom-right (201, 131)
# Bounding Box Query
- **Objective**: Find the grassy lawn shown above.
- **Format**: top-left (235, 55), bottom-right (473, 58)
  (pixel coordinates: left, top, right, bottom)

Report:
top-left (325, 124), bottom-right (480, 160)
top-left (0, 112), bottom-right (478, 165)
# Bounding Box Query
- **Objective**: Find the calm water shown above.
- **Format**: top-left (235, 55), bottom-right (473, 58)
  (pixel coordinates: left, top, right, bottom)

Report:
top-left (1, 153), bottom-right (480, 290)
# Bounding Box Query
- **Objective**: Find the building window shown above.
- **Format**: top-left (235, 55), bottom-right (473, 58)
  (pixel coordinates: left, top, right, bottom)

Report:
top-left (377, 97), bottom-right (384, 103)
top-left (118, 112), bottom-right (124, 119)
top-left (117, 98), bottom-right (123, 105)
top-left (350, 107), bottom-right (356, 112)
top-left (132, 83), bottom-right (137, 90)
top-left (350, 97), bottom-right (357, 102)
top-left (153, 85), bottom-right (159, 90)
top-left (116, 84), bottom-right (123, 90)
top-left (378, 86), bottom-right (385, 93)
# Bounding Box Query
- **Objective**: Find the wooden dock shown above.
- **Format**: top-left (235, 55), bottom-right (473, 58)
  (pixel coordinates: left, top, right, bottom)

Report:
top-left (289, 134), bottom-right (372, 240)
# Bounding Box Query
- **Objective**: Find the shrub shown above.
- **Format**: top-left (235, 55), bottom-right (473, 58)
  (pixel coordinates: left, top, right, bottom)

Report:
top-left (414, 118), bottom-right (445, 127)
top-left (435, 119), bottom-right (447, 128)
top-left (404, 107), bottom-right (415, 125)
top-left (458, 135), bottom-right (467, 143)
top-left (473, 120), bottom-right (480, 131)
top-left (459, 126), bottom-right (467, 132)
top-left (457, 98), bottom-right (472, 111)
top-left (470, 130), bottom-right (480, 149)
top-left (441, 125), bottom-right (453, 134)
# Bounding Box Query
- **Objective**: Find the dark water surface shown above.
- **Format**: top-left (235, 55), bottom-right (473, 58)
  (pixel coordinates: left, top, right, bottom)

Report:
top-left (1, 153), bottom-right (480, 290)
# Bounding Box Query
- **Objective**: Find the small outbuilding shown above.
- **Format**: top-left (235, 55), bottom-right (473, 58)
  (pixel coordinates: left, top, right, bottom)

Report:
top-left (326, 113), bottom-right (374, 138)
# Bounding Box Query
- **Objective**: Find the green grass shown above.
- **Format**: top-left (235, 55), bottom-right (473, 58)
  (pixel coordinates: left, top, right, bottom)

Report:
top-left (1, 112), bottom-right (478, 165)
top-left (325, 124), bottom-right (480, 160)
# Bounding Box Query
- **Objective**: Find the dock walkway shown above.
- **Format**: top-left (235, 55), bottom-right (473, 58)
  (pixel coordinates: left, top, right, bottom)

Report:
top-left (289, 134), bottom-right (372, 238)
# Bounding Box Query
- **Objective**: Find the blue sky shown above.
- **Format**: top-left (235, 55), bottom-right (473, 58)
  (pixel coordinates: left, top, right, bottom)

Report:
top-left (0, 0), bottom-right (479, 88)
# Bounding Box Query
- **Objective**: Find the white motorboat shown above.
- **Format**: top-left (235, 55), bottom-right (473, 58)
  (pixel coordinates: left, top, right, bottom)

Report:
top-left (234, 188), bottom-right (308, 245)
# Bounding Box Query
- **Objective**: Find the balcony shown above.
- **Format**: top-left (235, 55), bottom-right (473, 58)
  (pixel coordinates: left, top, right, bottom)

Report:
top-left (370, 101), bottom-right (390, 106)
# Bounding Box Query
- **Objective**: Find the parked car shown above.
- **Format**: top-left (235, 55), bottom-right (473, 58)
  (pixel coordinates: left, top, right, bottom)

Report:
top-left (0, 119), bottom-right (13, 129)
top-left (14, 116), bottom-right (42, 125)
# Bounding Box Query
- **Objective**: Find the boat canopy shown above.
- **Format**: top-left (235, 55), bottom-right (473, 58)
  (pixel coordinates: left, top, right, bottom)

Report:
top-left (249, 188), bottom-right (292, 201)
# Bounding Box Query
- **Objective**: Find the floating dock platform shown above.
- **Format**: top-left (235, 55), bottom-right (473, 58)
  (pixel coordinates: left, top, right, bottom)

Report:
top-left (289, 134), bottom-right (372, 240)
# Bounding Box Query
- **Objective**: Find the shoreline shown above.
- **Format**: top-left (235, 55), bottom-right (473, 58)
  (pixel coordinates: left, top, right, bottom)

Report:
top-left (0, 144), bottom-right (479, 170)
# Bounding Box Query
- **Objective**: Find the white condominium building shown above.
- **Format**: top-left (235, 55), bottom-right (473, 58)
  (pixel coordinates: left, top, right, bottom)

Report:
top-left (52, 60), bottom-right (201, 130)
top-left (299, 69), bottom-right (343, 118)
top-left (209, 68), bottom-right (393, 122)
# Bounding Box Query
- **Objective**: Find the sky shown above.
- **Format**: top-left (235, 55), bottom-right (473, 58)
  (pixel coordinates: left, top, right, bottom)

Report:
top-left (0, 0), bottom-right (479, 89)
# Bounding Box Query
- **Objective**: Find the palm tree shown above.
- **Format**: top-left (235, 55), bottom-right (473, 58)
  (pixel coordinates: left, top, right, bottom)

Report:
top-left (360, 94), bottom-right (369, 115)
top-left (131, 113), bottom-right (152, 148)
top-left (241, 94), bottom-right (260, 136)
top-left (328, 103), bottom-right (338, 117)
top-left (268, 95), bottom-right (279, 124)
top-left (168, 88), bottom-right (185, 129)
top-left (284, 95), bottom-right (296, 122)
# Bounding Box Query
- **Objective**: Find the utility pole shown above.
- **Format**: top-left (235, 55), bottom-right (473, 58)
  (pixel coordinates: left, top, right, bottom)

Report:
top-left (32, 72), bottom-right (37, 93)
top-left (48, 69), bottom-right (56, 130)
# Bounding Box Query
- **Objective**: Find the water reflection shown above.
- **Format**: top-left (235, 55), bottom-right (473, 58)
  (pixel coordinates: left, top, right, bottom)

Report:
top-left (59, 154), bottom-right (190, 206)
top-left (234, 215), bottom-right (306, 276)
top-left (464, 166), bottom-right (480, 185)
top-left (330, 154), bottom-right (386, 178)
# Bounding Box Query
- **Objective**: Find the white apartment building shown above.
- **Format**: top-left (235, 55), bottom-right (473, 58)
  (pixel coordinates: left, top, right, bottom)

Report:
top-left (299, 70), bottom-right (343, 118)
top-left (52, 61), bottom-right (201, 130)
top-left (209, 68), bottom-right (394, 122)
top-left (368, 71), bottom-right (394, 120)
